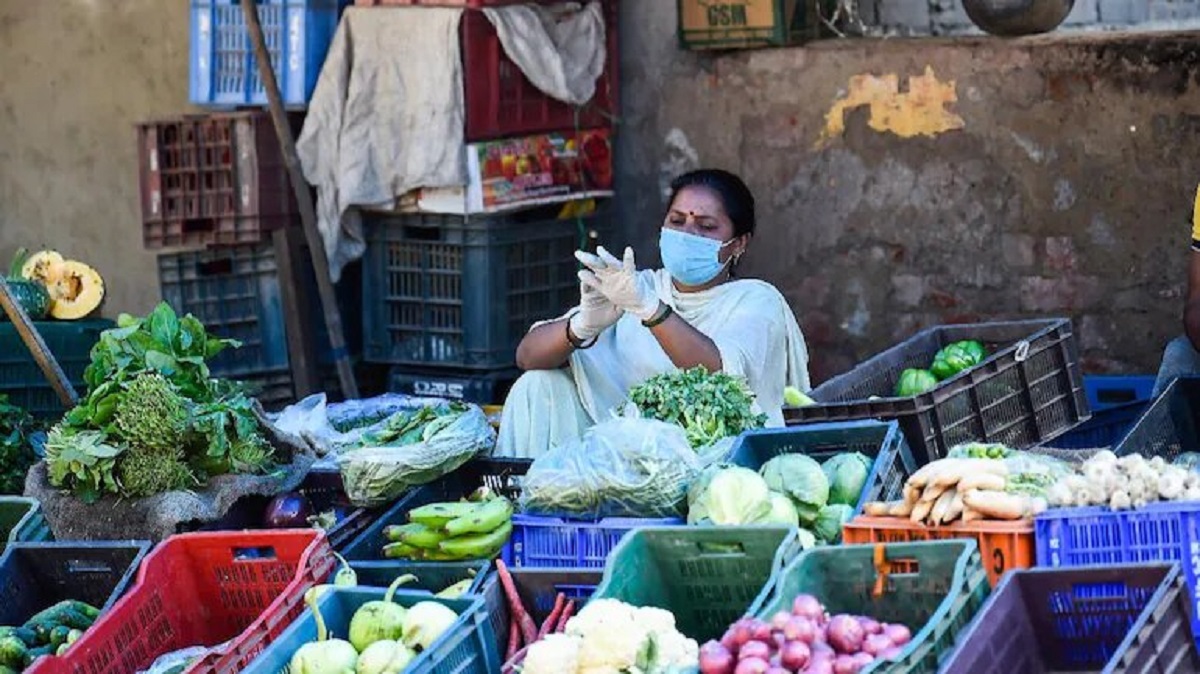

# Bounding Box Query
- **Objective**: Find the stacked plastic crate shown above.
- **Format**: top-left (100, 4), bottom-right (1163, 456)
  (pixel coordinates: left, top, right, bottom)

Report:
top-left (354, 0), bottom-right (620, 404)
top-left (136, 0), bottom-right (357, 409)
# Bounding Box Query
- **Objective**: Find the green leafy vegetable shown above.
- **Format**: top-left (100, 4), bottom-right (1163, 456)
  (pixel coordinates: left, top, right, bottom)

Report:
top-left (761, 454), bottom-right (829, 524)
top-left (628, 367), bottom-right (767, 449)
top-left (686, 465), bottom-right (773, 525)
top-left (813, 503), bottom-right (854, 543)
top-left (43, 426), bottom-right (124, 504)
top-left (822, 452), bottom-right (872, 507)
top-left (0, 396), bottom-right (38, 495)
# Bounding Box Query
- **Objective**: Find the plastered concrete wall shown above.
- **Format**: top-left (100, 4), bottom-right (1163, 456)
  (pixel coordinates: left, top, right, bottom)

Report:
top-left (615, 4), bottom-right (1200, 382)
top-left (0, 1), bottom-right (191, 317)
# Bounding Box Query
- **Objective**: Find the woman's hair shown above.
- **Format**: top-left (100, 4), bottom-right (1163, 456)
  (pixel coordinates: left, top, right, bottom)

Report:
top-left (667, 169), bottom-right (756, 238)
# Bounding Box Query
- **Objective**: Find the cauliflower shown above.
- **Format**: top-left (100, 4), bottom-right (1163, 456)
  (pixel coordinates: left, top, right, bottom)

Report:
top-left (1109, 490), bottom-right (1132, 511)
top-left (552, 600), bottom-right (698, 674)
top-left (1159, 468), bottom-right (1187, 501)
top-left (1150, 456), bottom-right (1168, 472)
top-left (1118, 454), bottom-right (1147, 472)
top-left (646, 630), bottom-right (700, 672)
top-left (522, 634), bottom-right (581, 674)
top-left (1185, 486), bottom-right (1200, 502)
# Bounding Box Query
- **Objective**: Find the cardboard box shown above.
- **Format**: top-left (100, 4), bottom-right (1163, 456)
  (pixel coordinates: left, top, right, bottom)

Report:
top-left (407, 128), bottom-right (614, 215)
top-left (677, 0), bottom-right (826, 50)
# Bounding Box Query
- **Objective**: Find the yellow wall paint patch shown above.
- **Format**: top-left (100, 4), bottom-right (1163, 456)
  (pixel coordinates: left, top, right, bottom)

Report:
top-left (819, 66), bottom-right (965, 146)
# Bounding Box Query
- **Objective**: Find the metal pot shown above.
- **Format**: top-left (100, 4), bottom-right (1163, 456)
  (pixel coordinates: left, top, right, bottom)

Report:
top-left (962, 0), bottom-right (1075, 36)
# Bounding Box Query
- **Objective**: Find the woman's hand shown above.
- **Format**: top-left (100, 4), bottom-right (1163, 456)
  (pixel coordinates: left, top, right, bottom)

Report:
top-left (568, 277), bottom-right (622, 341)
top-left (575, 246), bottom-right (660, 321)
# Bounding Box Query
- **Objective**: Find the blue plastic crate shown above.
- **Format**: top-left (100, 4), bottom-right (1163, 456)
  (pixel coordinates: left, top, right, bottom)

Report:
top-left (1084, 374), bottom-right (1156, 412)
top-left (727, 419), bottom-right (915, 515)
top-left (190, 0), bottom-right (349, 108)
top-left (501, 514), bottom-right (685, 569)
top-left (481, 567), bottom-right (602, 664)
top-left (241, 587), bottom-right (496, 674)
top-left (939, 563), bottom-right (1199, 673)
top-left (1035, 502), bottom-right (1200, 647)
top-left (1048, 400), bottom-right (1149, 449)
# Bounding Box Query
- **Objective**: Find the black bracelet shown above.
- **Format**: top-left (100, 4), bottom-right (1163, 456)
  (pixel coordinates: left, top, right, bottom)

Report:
top-left (642, 302), bottom-right (673, 328)
top-left (565, 316), bottom-right (598, 350)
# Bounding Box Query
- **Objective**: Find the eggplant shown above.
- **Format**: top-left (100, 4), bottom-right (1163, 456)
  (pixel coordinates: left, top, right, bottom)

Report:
top-left (264, 492), bottom-right (314, 528)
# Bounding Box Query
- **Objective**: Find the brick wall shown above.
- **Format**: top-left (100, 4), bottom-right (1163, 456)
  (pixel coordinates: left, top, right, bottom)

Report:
top-left (858, 0), bottom-right (1200, 36)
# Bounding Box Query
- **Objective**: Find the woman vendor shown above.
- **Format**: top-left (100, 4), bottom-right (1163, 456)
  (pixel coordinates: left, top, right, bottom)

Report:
top-left (496, 169), bottom-right (811, 458)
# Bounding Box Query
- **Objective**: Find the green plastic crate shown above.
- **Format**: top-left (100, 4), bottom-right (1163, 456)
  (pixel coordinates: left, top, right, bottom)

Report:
top-left (0, 497), bottom-right (52, 547)
top-left (748, 540), bottom-right (991, 674)
top-left (590, 526), bottom-right (800, 643)
top-left (0, 320), bottom-right (112, 418)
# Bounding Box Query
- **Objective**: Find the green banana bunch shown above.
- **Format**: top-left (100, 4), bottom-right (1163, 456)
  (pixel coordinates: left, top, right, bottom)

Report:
top-left (381, 493), bottom-right (514, 561)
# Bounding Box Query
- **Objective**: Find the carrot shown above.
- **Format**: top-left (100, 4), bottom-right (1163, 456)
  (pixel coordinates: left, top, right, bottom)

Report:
top-left (502, 644), bottom-right (531, 674)
top-left (496, 559), bottom-right (539, 644)
top-left (506, 614), bottom-right (520, 660)
top-left (555, 599), bottom-right (576, 632)
top-left (539, 593), bottom-right (566, 639)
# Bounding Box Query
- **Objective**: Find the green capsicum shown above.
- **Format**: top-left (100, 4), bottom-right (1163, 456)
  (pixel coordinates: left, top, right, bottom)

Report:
top-left (896, 368), bottom-right (939, 397)
top-left (959, 340), bottom-right (986, 364)
top-left (930, 342), bottom-right (982, 381)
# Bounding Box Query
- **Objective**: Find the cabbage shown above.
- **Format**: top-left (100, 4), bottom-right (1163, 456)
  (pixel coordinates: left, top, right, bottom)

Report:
top-left (822, 453), bottom-right (872, 507)
top-left (797, 528), bottom-right (817, 550)
top-left (761, 455), bottom-right (828, 524)
top-left (813, 504), bottom-right (854, 543)
top-left (686, 466), bottom-right (773, 525)
top-left (759, 492), bottom-right (800, 527)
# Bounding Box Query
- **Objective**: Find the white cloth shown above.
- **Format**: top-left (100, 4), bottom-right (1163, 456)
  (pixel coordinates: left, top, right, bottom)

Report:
top-left (482, 2), bottom-right (607, 106)
top-left (496, 270), bottom-right (812, 458)
top-left (298, 7), bottom-right (467, 282)
top-left (297, 4), bottom-right (608, 281)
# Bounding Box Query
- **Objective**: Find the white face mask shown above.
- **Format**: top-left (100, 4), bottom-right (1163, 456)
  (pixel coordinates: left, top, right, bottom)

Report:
top-left (659, 228), bottom-right (734, 285)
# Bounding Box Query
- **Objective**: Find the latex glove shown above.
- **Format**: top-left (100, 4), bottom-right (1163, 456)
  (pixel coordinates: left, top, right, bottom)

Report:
top-left (575, 246), bottom-right (661, 322)
top-left (567, 275), bottom-right (622, 342)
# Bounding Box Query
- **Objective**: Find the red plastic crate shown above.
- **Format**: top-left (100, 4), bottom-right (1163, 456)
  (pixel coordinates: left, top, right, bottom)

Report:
top-left (462, 1), bottom-right (617, 141)
top-left (32, 530), bottom-right (335, 674)
top-left (137, 111), bottom-right (302, 249)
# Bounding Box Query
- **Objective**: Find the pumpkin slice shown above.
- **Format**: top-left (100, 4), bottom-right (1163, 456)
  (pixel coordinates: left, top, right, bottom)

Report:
top-left (46, 260), bottom-right (104, 320)
top-left (20, 250), bottom-right (66, 286)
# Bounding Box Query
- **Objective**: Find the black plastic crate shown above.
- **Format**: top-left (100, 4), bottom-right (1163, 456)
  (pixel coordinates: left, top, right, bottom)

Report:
top-left (0, 541), bottom-right (151, 626)
top-left (787, 319), bottom-right (1089, 464)
top-left (0, 320), bottom-right (112, 418)
top-left (940, 563), bottom-right (1200, 673)
top-left (362, 204), bottom-right (613, 369)
top-left (387, 366), bottom-right (519, 405)
top-left (177, 469), bottom-right (379, 552)
top-left (157, 243), bottom-right (361, 379)
top-left (1114, 376), bottom-right (1200, 461)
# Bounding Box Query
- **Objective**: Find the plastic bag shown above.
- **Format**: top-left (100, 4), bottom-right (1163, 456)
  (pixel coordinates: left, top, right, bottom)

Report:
top-left (338, 404), bottom-right (496, 507)
top-left (267, 393), bottom-right (462, 459)
top-left (519, 417), bottom-right (712, 519)
top-left (136, 645), bottom-right (218, 674)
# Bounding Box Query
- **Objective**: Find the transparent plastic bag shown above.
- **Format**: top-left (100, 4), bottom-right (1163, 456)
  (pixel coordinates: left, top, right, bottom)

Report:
top-left (519, 417), bottom-right (715, 519)
top-left (267, 393), bottom-right (461, 460)
top-left (338, 404), bottom-right (496, 508)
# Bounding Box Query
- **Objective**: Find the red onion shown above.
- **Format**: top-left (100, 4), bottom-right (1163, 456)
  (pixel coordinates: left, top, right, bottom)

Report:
top-left (805, 659), bottom-right (835, 674)
top-left (792, 594), bottom-right (825, 623)
top-left (879, 647), bottom-right (904, 661)
top-left (882, 623), bottom-right (912, 646)
top-left (783, 617), bottom-right (818, 644)
top-left (857, 617), bottom-right (883, 635)
top-left (750, 620), bottom-right (774, 643)
top-left (730, 620), bottom-right (755, 650)
top-left (734, 657), bottom-right (771, 674)
top-left (766, 668), bottom-right (790, 674)
top-left (862, 634), bottom-right (893, 656)
top-left (832, 654), bottom-right (862, 674)
top-left (700, 641), bottom-right (736, 674)
top-left (852, 653), bottom-right (875, 667)
top-left (771, 611), bottom-right (793, 631)
top-left (739, 640), bottom-right (772, 662)
top-left (825, 615), bottom-right (865, 654)
top-left (780, 640), bottom-right (812, 671)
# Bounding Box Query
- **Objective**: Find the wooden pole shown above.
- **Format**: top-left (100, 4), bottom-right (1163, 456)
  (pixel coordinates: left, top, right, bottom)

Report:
top-left (0, 278), bottom-right (78, 408)
top-left (240, 0), bottom-right (359, 399)
top-left (274, 227), bottom-right (319, 397)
